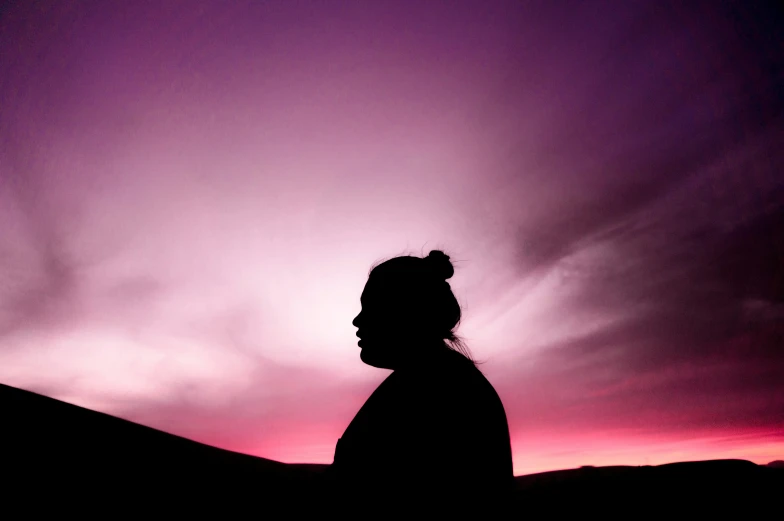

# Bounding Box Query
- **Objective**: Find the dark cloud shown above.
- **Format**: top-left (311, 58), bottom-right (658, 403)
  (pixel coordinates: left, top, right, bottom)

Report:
top-left (488, 1), bottom-right (784, 441)
top-left (469, 1), bottom-right (783, 282)
top-left (507, 185), bottom-right (784, 434)
top-left (1, 0), bottom-right (782, 470)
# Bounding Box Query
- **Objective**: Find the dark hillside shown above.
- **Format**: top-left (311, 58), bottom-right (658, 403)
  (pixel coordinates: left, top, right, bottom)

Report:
top-left (2, 383), bottom-right (781, 515)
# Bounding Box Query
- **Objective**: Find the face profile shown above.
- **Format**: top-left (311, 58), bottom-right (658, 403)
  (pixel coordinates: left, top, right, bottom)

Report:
top-left (352, 277), bottom-right (425, 369)
top-left (352, 278), bottom-right (392, 369)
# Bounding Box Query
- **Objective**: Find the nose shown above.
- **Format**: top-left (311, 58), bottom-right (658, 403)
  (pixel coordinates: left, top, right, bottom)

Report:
top-left (352, 311), bottom-right (362, 329)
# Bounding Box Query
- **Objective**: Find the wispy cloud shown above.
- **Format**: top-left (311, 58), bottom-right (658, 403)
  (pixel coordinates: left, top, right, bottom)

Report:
top-left (1, 0), bottom-right (781, 472)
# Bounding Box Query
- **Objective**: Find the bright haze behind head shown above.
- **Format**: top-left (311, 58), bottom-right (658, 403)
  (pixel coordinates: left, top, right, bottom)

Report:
top-left (1, 1), bottom-right (782, 473)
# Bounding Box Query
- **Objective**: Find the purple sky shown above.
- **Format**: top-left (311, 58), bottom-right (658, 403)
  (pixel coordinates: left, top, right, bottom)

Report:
top-left (1, 0), bottom-right (782, 474)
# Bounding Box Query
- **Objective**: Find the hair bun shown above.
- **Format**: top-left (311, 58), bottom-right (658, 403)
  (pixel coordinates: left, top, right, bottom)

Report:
top-left (425, 250), bottom-right (454, 280)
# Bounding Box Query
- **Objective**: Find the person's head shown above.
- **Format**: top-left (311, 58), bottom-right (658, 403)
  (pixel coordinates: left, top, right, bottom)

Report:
top-left (352, 250), bottom-right (472, 369)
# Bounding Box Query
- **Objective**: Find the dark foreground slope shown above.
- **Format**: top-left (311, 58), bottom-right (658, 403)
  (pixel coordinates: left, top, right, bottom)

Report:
top-left (2, 383), bottom-right (781, 515)
top-left (0, 383), bottom-right (318, 513)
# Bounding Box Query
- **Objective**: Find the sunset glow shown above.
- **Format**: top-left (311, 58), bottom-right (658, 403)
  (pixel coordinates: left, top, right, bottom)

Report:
top-left (1, 1), bottom-right (782, 475)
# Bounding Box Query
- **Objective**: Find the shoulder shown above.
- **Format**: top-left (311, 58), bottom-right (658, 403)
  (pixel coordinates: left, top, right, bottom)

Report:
top-left (419, 353), bottom-right (500, 408)
top-left (442, 356), bottom-right (508, 419)
top-left (441, 351), bottom-right (495, 391)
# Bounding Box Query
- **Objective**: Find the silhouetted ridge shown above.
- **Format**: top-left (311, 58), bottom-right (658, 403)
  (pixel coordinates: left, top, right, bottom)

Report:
top-left (514, 459), bottom-right (783, 514)
top-left (0, 383), bottom-right (316, 512)
top-left (2, 382), bottom-right (780, 515)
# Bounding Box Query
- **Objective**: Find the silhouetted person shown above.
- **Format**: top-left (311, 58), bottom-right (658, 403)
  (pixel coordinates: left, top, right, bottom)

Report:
top-left (326, 250), bottom-right (514, 513)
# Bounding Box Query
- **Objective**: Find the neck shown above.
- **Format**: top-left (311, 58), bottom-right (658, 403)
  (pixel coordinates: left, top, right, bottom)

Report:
top-left (393, 340), bottom-right (450, 370)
